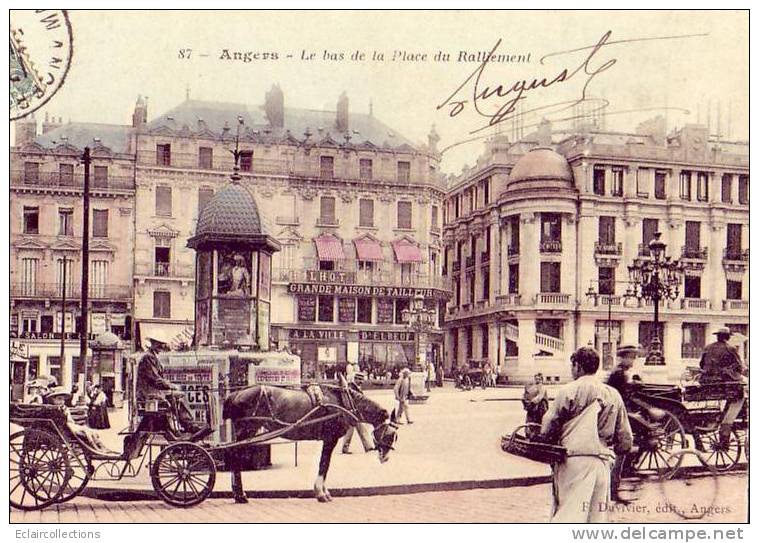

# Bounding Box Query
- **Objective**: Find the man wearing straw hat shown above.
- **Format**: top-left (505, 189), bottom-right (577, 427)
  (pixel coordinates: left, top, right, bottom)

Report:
top-left (540, 347), bottom-right (633, 522)
top-left (700, 327), bottom-right (747, 445)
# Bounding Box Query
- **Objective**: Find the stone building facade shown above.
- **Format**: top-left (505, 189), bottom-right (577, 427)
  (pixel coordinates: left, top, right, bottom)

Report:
top-left (442, 119), bottom-right (749, 383)
top-left (130, 88), bottom-right (449, 377)
top-left (10, 115), bottom-right (136, 398)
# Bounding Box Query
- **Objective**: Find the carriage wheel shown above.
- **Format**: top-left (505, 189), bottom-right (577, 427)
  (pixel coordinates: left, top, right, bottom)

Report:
top-left (10, 429), bottom-right (69, 511)
top-left (57, 442), bottom-right (92, 503)
top-left (657, 450), bottom-right (719, 520)
top-left (700, 429), bottom-right (742, 472)
top-left (631, 411), bottom-right (687, 478)
top-left (151, 442), bottom-right (216, 507)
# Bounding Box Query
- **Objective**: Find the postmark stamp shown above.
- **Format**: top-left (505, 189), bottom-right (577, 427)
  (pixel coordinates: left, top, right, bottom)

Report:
top-left (9, 10), bottom-right (73, 121)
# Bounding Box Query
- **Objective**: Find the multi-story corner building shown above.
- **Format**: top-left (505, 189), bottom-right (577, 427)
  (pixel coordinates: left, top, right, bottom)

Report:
top-left (442, 118), bottom-right (749, 383)
top-left (132, 88), bottom-right (449, 377)
top-left (10, 114), bottom-right (136, 398)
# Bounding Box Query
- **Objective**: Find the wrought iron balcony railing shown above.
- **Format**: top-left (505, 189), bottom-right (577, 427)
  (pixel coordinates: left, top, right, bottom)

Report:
top-left (11, 170), bottom-right (134, 190)
top-left (539, 240), bottom-right (562, 253)
top-left (11, 282), bottom-right (132, 300)
top-left (723, 248), bottom-right (749, 262)
top-left (681, 246), bottom-right (708, 260)
top-left (594, 242), bottom-right (622, 255)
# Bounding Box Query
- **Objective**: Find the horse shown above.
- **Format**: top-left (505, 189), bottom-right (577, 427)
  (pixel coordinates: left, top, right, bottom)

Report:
top-left (222, 383), bottom-right (398, 503)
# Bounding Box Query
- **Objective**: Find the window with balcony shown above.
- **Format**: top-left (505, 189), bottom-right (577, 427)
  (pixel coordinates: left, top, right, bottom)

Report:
top-left (681, 323), bottom-right (706, 359)
top-left (684, 275), bottom-right (701, 298)
top-left (93, 165), bottom-right (108, 188)
top-left (23, 206), bottom-right (39, 234)
top-left (198, 146), bottom-right (213, 169)
top-left (483, 178), bottom-right (491, 205)
top-left (359, 158), bottom-right (373, 181)
top-left (431, 205), bottom-right (439, 231)
top-left (24, 162), bottom-right (40, 184)
top-left (59, 163), bottom-right (74, 185)
top-left (540, 262), bottom-right (561, 293)
top-left (320, 196), bottom-right (336, 225)
top-left (320, 156), bottom-right (334, 179)
top-left (397, 161), bottom-right (410, 183)
top-left (58, 208), bottom-right (73, 236)
top-left (598, 216), bottom-right (615, 244)
top-left (90, 260), bottom-right (109, 297)
top-left (508, 264), bottom-right (519, 294)
top-left (654, 170), bottom-right (667, 199)
top-left (722, 174), bottom-right (732, 203)
top-left (397, 201), bottom-right (412, 229)
top-left (468, 272), bottom-right (475, 304)
top-left (156, 144), bottom-right (171, 166)
top-left (359, 198), bottom-right (374, 227)
top-left (684, 221), bottom-right (701, 256)
top-left (357, 297), bottom-right (372, 323)
top-left (240, 151), bottom-right (253, 172)
top-left (598, 267), bottom-right (615, 295)
top-left (611, 167), bottom-right (623, 196)
top-left (153, 291), bottom-right (171, 318)
top-left (481, 267), bottom-right (490, 300)
top-left (593, 167), bottom-right (605, 195)
top-left (198, 188), bottom-right (214, 216)
top-left (679, 171), bottom-right (692, 200)
top-left (55, 258), bottom-right (74, 296)
top-left (20, 258), bottom-right (39, 296)
top-left (738, 175), bottom-right (749, 205)
top-left (155, 247), bottom-right (170, 276)
top-left (509, 217), bottom-right (520, 254)
top-left (318, 295), bottom-right (334, 322)
top-left (696, 172), bottom-right (709, 202)
top-left (540, 213), bottom-right (561, 252)
top-left (641, 218), bottom-right (658, 253)
top-left (156, 186), bottom-right (172, 217)
top-left (726, 223), bottom-right (742, 258)
top-left (726, 280), bottom-right (743, 300)
top-left (92, 209), bottom-right (108, 238)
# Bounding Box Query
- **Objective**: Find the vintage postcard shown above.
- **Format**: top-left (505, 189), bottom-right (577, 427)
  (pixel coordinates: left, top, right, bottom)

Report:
top-left (7, 8), bottom-right (749, 531)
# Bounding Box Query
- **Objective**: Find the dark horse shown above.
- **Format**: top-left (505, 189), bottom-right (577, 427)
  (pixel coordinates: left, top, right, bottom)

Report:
top-left (222, 384), bottom-right (398, 503)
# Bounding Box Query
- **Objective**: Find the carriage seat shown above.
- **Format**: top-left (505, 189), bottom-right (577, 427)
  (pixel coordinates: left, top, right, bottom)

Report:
top-left (684, 382), bottom-right (745, 402)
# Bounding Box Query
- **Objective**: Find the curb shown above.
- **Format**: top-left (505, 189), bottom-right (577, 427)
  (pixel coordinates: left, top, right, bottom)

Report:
top-left (81, 474), bottom-right (553, 502)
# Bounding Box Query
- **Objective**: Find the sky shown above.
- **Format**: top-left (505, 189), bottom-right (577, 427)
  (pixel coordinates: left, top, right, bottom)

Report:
top-left (15, 10), bottom-right (749, 175)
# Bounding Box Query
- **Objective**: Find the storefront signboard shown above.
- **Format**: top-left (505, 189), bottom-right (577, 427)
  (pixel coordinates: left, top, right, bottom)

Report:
top-left (289, 283), bottom-right (446, 300)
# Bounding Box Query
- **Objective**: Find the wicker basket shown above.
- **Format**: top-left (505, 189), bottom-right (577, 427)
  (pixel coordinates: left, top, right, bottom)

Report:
top-left (501, 424), bottom-right (567, 465)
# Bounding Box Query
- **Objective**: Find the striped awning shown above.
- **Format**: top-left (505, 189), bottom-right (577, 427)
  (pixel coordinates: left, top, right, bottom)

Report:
top-left (392, 239), bottom-right (423, 263)
top-left (354, 237), bottom-right (383, 261)
top-left (314, 234), bottom-right (345, 261)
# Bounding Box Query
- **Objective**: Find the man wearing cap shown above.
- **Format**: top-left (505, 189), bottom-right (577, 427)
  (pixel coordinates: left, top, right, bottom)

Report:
top-left (539, 347), bottom-right (633, 522)
top-left (700, 327), bottom-right (747, 444)
top-left (136, 336), bottom-right (208, 437)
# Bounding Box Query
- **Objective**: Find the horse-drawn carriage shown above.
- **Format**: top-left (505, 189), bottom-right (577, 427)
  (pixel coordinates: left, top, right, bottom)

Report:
top-left (502, 376), bottom-right (748, 479)
top-left (10, 353), bottom-right (399, 511)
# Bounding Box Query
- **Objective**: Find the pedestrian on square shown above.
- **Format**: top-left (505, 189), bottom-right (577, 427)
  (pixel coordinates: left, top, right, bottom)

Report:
top-left (539, 347), bottom-right (633, 523)
top-left (341, 369), bottom-right (375, 454)
top-left (87, 384), bottom-right (111, 429)
top-left (426, 360), bottom-right (435, 391)
top-left (394, 368), bottom-right (414, 424)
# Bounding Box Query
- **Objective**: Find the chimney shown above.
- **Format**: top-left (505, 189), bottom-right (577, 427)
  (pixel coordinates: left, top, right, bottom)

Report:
top-left (42, 112), bottom-right (62, 135)
top-left (264, 84), bottom-right (284, 128)
top-left (14, 113), bottom-right (37, 146)
top-left (427, 124), bottom-right (440, 154)
top-left (336, 91), bottom-right (349, 133)
top-left (132, 95), bottom-right (148, 128)
top-left (536, 118), bottom-right (552, 146)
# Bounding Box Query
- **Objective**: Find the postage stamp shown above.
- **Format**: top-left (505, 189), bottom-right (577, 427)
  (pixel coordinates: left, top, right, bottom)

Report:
top-left (9, 9), bottom-right (73, 121)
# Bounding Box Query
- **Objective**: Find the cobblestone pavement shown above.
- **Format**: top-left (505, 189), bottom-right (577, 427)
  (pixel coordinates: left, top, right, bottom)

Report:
top-left (11, 473), bottom-right (746, 523)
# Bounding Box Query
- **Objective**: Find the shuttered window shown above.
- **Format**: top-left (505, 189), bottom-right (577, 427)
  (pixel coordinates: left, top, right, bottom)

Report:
top-left (642, 218), bottom-right (658, 245)
top-left (721, 174), bottom-right (732, 203)
top-left (598, 216), bottom-right (615, 244)
top-left (24, 162), bottom-right (40, 184)
top-left (726, 224), bottom-right (742, 254)
top-left (397, 201), bottom-right (412, 229)
top-left (59, 163), bottom-right (74, 185)
top-left (21, 258), bottom-right (39, 296)
top-left (431, 205), bottom-right (439, 230)
top-left (240, 151), bottom-right (253, 172)
top-left (23, 206), bottom-right (39, 234)
top-left (738, 175), bottom-right (749, 204)
top-left (397, 161), bottom-right (410, 183)
top-left (685, 221), bottom-right (701, 250)
top-left (654, 171), bottom-right (667, 199)
top-left (320, 196), bottom-right (336, 225)
top-left (199, 147), bottom-right (213, 169)
top-left (156, 144), bottom-right (171, 166)
top-left (359, 198), bottom-right (374, 227)
top-left (156, 186), bottom-right (172, 217)
top-left (359, 159), bottom-right (373, 180)
top-left (153, 291), bottom-right (171, 319)
top-left (92, 209), bottom-right (109, 238)
top-left (93, 166), bottom-right (108, 188)
top-left (320, 156), bottom-right (334, 179)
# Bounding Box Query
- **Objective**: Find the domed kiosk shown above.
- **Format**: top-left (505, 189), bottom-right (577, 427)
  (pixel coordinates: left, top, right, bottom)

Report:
top-left (187, 167), bottom-right (280, 350)
top-left (505, 147), bottom-right (575, 193)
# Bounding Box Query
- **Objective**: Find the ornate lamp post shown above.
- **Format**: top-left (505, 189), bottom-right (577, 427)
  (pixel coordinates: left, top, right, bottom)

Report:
top-left (402, 293), bottom-right (436, 371)
top-left (625, 232), bottom-right (684, 365)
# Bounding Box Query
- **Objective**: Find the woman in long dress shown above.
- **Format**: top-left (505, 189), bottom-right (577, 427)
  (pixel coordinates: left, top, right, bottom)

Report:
top-left (87, 384), bottom-right (111, 429)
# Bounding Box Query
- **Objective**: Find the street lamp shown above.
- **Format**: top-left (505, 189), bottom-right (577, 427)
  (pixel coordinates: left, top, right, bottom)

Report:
top-left (625, 232), bottom-right (684, 365)
top-left (402, 293), bottom-right (436, 371)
